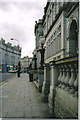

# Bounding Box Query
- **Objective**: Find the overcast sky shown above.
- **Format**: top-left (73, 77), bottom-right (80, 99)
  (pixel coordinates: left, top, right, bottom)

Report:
top-left (0, 0), bottom-right (47, 58)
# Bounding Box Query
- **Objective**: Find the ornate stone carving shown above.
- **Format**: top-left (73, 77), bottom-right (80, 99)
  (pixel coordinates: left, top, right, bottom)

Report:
top-left (61, 65), bottom-right (66, 89)
top-left (64, 64), bottom-right (70, 85)
top-left (58, 65), bottom-right (63, 88)
top-left (64, 64), bottom-right (71, 91)
top-left (69, 64), bottom-right (76, 94)
top-left (74, 70), bottom-right (78, 89)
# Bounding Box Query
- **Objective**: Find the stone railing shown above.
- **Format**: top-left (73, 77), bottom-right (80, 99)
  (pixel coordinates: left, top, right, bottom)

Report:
top-left (52, 55), bottom-right (78, 118)
top-left (57, 55), bottom-right (78, 97)
top-left (47, 55), bottom-right (78, 118)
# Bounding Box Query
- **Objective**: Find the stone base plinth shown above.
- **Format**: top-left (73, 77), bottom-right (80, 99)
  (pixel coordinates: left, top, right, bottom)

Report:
top-left (54, 87), bottom-right (78, 119)
top-left (42, 93), bottom-right (48, 103)
top-left (32, 70), bottom-right (38, 88)
top-left (38, 69), bottom-right (44, 93)
top-left (42, 63), bottom-right (50, 102)
top-left (42, 83), bottom-right (50, 103)
top-left (34, 80), bottom-right (39, 89)
top-left (38, 86), bottom-right (42, 93)
top-left (48, 85), bottom-right (56, 117)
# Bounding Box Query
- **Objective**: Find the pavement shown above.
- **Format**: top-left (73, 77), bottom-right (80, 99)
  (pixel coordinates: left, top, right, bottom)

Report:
top-left (0, 73), bottom-right (52, 119)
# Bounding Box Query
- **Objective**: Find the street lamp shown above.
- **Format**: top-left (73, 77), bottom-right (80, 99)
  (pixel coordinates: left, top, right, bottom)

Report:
top-left (11, 38), bottom-right (20, 63)
top-left (11, 38), bottom-right (19, 45)
top-left (11, 38), bottom-right (21, 77)
top-left (39, 37), bottom-right (45, 45)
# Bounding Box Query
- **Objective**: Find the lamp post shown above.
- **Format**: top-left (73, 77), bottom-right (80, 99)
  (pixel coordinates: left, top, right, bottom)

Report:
top-left (11, 38), bottom-right (19, 46)
top-left (11, 38), bottom-right (21, 77)
top-left (11, 38), bottom-right (20, 62)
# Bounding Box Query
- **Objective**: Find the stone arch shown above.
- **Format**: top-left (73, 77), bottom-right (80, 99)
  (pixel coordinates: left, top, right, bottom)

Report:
top-left (68, 19), bottom-right (78, 56)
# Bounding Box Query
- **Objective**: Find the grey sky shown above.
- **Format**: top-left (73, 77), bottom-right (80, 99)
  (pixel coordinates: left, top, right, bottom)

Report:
top-left (0, 0), bottom-right (47, 58)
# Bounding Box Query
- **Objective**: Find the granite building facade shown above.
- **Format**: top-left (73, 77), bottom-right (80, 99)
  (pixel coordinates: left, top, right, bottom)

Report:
top-left (32, 19), bottom-right (45, 92)
top-left (31, 1), bottom-right (79, 119)
top-left (0, 38), bottom-right (21, 72)
top-left (42, 1), bottom-right (78, 119)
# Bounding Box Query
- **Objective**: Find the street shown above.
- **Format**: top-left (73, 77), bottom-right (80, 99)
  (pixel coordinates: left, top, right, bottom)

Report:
top-left (0, 73), bottom-right (16, 83)
top-left (0, 73), bottom-right (52, 118)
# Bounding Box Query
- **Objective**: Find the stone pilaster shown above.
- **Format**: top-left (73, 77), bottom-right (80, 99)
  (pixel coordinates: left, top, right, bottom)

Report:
top-left (48, 62), bottom-right (59, 116)
top-left (42, 63), bottom-right (50, 102)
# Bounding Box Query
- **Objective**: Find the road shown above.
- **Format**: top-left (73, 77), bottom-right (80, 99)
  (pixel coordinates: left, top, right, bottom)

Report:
top-left (0, 73), bottom-right (16, 83)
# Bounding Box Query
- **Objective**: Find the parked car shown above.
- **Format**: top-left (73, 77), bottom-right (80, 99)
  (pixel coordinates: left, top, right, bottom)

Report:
top-left (8, 70), bottom-right (17, 73)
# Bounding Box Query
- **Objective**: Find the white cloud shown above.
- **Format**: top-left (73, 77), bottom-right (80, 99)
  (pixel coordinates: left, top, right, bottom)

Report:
top-left (0, 1), bottom-right (47, 57)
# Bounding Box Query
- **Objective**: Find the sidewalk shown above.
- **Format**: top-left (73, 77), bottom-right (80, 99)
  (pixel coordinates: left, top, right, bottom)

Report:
top-left (0, 73), bottom-right (52, 118)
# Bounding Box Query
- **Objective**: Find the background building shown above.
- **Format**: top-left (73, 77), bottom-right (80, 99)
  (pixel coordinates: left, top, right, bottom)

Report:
top-left (21, 56), bottom-right (32, 73)
top-left (0, 38), bottom-right (21, 72)
top-left (32, 19), bottom-right (45, 92)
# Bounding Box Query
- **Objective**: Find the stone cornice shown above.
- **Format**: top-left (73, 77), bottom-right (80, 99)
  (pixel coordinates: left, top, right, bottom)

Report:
top-left (0, 47), bottom-right (21, 56)
top-left (43, 63), bottom-right (50, 67)
top-left (65, 2), bottom-right (79, 18)
top-left (55, 55), bottom-right (78, 65)
top-left (45, 55), bottom-right (78, 66)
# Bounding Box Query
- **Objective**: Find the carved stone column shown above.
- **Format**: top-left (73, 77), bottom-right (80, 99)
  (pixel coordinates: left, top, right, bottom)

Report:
top-left (64, 64), bottom-right (71, 91)
top-left (64, 65), bottom-right (70, 84)
top-left (73, 63), bottom-right (78, 97)
top-left (69, 64), bottom-right (76, 94)
top-left (61, 65), bottom-right (66, 89)
top-left (74, 69), bottom-right (78, 97)
top-left (42, 63), bottom-right (50, 102)
top-left (58, 65), bottom-right (63, 88)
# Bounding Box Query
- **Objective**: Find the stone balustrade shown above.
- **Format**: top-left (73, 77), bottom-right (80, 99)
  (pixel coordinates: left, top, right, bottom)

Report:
top-left (57, 58), bottom-right (78, 97)
top-left (52, 56), bottom-right (78, 118)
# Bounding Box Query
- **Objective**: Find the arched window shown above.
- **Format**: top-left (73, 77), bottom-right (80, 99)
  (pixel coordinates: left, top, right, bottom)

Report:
top-left (69, 20), bottom-right (78, 55)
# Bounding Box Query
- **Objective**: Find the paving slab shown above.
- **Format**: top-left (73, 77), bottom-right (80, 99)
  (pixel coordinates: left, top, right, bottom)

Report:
top-left (0, 73), bottom-right (52, 118)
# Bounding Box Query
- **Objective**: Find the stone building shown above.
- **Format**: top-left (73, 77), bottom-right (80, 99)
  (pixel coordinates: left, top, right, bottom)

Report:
top-left (21, 56), bottom-right (32, 73)
top-left (32, 19), bottom-right (45, 92)
top-left (32, 1), bottom-right (79, 119)
top-left (0, 38), bottom-right (21, 72)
